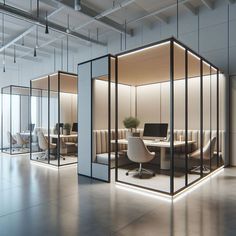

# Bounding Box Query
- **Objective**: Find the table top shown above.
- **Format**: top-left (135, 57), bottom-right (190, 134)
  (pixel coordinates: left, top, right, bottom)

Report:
top-left (111, 139), bottom-right (195, 148)
top-left (46, 134), bottom-right (78, 138)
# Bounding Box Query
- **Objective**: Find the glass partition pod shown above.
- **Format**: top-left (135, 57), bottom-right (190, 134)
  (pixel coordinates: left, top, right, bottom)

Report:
top-left (114, 38), bottom-right (226, 196)
top-left (1, 86), bottom-right (30, 155)
top-left (77, 38), bottom-right (227, 196)
top-left (116, 40), bottom-right (171, 194)
top-left (78, 55), bottom-right (115, 182)
top-left (30, 71), bottom-right (78, 167)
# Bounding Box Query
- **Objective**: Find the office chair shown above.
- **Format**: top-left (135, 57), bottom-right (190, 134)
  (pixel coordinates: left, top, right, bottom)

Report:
top-left (126, 137), bottom-right (156, 178)
top-left (189, 136), bottom-right (216, 173)
top-left (7, 131), bottom-right (17, 152)
top-left (16, 133), bottom-right (28, 151)
top-left (37, 131), bottom-right (56, 160)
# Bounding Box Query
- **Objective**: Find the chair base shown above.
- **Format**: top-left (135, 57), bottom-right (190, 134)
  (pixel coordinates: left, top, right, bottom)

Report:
top-left (126, 163), bottom-right (155, 178)
top-left (191, 165), bottom-right (210, 174)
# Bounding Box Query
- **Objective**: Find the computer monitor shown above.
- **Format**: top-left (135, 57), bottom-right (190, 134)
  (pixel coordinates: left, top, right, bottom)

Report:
top-left (56, 123), bottom-right (64, 128)
top-left (143, 123), bottom-right (168, 140)
top-left (72, 123), bottom-right (78, 132)
top-left (28, 123), bottom-right (35, 132)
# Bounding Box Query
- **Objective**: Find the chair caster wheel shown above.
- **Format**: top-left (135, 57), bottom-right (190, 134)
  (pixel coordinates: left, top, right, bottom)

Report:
top-left (139, 175), bottom-right (142, 179)
top-left (126, 172), bottom-right (129, 176)
top-left (153, 173), bottom-right (155, 176)
top-left (63, 158), bottom-right (65, 160)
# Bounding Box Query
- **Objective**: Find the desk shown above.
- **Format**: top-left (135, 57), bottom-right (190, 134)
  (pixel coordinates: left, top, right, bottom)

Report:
top-left (48, 134), bottom-right (77, 139)
top-left (111, 139), bottom-right (195, 170)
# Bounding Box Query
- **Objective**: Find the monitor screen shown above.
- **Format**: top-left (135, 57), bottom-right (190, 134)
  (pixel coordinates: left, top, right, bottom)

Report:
top-left (143, 123), bottom-right (168, 138)
top-left (28, 123), bottom-right (35, 132)
top-left (72, 123), bottom-right (78, 132)
top-left (56, 123), bottom-right (64, 128)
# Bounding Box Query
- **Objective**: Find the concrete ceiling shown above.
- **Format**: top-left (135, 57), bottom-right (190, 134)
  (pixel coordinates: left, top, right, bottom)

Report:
top-left (0, 0), bottom-right (232, 65)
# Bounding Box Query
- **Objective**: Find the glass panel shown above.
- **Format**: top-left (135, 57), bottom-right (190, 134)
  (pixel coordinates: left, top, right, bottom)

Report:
top-left (173, 42), bottom-right (186, 192)
top-left (78, 62), bottom-right (92, 176)
top-left (49, 74), bottom-right (59, 166)
top-left (208, 67), bottom-right (218, 171)
top-left (92, 57), bottom-right (110, 181)
top-left (116, 41), bottom-right (171, 194)
top-left (2, 87), bottom-right (11, 154)
top-left (1, 86), bottom-right (30, 155)
top-left (219, 72), bottom-right (226, 166)
top-left (30, 76), bottom-right (49, 163)
top-left (12, 87), bottom-right (30, 154)
top-left (59, 72), bottom-right (78, 165)
top-left (187, 51), bottom-right (201, 184)
top-left (202, 62), bottom-right (212, 174)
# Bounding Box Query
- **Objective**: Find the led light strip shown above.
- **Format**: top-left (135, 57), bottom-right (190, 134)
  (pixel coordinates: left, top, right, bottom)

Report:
top-left (30, 161), bottom-right (77, 170)
top-left (118, 41), bottom-right (170, 58)
top-left (116, 166), bottom-right (224, 202)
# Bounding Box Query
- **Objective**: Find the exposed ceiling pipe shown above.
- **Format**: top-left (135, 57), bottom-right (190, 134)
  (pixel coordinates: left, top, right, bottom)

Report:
top-left (0, 3), bottom-right (106, 46)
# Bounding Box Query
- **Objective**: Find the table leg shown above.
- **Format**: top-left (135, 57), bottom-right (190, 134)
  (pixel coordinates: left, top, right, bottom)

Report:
top-left (160, 147), bottom-right (170, 170)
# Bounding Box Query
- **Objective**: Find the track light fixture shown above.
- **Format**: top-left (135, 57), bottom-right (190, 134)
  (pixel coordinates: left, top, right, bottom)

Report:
top-left (66, 14), bottom-right (71, 34)
top-left (14, 45), bottom-right (16, 63)
top-left (74, 0), bottom-right (81, 11)
top-left (34, 47), bottom-right (37, 57)
top-left (3, 49), bottom-right (5, 72)
top-left (34, 26), bottom-right (39, 57)
top-left (45, 11), bottom-right (49, 34)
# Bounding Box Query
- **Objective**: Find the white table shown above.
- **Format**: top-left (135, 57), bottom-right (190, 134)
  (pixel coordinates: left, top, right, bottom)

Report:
top-left (111, 139), bottom-right (195, 170)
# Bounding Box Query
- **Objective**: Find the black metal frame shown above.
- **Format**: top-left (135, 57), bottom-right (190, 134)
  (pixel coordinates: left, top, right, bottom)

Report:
top-left (1, 85), bottom-right (30, 155)
top-left (114, 37), bottom-right (224, 196)
top-left (29, 71), bottom-right (78, 167)
top-left (77, 37), bottom-right (226, 196)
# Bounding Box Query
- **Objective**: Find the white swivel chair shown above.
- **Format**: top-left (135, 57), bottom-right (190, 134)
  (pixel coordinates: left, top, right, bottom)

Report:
top-left (7, 131), bottom-right (17, 151)
top-left (16, 133), bottom-right (28, 151)
top-left (38, 131), bottom-right (56, 160)
top-left (126, 137), bottom-right (156, 178)
top-left (188, 136), bottom-right (216, 173)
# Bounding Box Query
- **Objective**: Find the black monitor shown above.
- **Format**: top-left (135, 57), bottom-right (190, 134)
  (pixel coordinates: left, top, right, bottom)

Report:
top-left (28, 123), bottom-right (35, 132)
top-left (143, 123), bottom-right (168, 139)
top-left (72, 123), bottom-right (78, 132)
top-left (56, 123), bottom-right (64, 128)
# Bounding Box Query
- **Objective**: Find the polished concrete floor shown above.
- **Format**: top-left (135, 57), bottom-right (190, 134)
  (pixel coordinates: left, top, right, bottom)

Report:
top-left (0, 153), bottom-right (236, 236)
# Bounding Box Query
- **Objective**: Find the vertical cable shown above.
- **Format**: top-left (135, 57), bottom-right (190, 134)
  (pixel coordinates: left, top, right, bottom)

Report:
top-left (198, 13), bottom-right (200, 53)
top-left (2, 13), bottom-right (5, 72)
top-left (227, 4), bottom-right (230, 76)
top-left (177, 0), bottom-right (179, 38)
top-left (54, 48), bottom-right (56, 71)
top-left (124, 20), bottom-right (127, 50)
top-left (61, 39), bottom-right (63, 70)
top-left (120, 32), bottom-right (122, 51)
top-left (66, 35), bottom-right (69, 72)
top-left (37, 0), bottom-right (39, 18)
top-left (96, 28), bottom-right (99, 41)
top-left (14, 45), bottom-right (16, 63)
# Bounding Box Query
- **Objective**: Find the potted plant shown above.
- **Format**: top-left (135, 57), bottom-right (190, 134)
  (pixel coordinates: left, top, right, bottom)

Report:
top-left (123, 116), bottom-right (140, 138)
top-left (63, 123), bottom-right (71, 135)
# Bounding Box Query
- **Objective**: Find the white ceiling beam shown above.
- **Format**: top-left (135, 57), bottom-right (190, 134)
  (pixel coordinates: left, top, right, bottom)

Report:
top-left (225, 0), bottom-right (235, 4)
top-left (128, 0), bottom-right (192, 24)
top-left (41, 0), bottom-right (134, 36)
top-left (201, 0), bottom-right (214, 10)
top-left (183, 2), bottom-right (198, 15)
top-left (0, 6), bottom-right (64, 53)
top-left (155, 13), bottom-right (169, 24)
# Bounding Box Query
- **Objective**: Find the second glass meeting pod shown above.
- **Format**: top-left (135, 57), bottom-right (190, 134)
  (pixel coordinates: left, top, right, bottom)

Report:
top-left (30, 71), bottom-right (78, 167)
